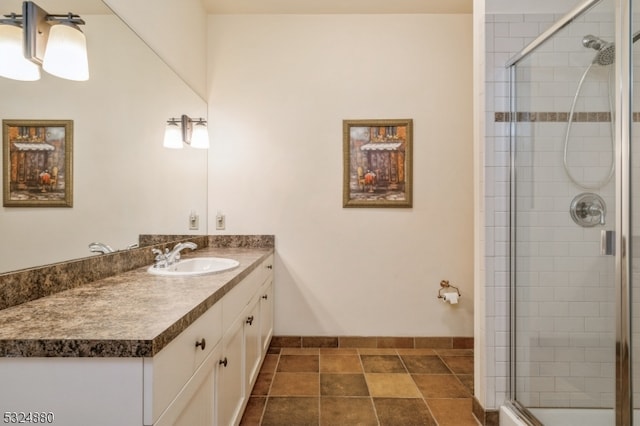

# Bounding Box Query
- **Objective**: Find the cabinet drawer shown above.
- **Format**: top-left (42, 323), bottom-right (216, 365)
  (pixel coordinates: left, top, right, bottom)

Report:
top-left (144, 302), bottom-right (222, 425)
top-left (223, 264), bottom-right (262, 330)
top-left (260, 254), bottom-right (274, 283)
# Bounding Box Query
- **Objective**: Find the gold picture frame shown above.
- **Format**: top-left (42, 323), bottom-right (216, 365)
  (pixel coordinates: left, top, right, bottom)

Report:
top-left (3, 119), bottom-right (73, 207)
top-left (343, 119), bottom-right (413, 208)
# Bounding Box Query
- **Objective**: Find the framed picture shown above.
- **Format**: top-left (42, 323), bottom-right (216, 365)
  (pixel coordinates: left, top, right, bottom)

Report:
top-left (3, 120), bottom-right (73, 207)
top-left (343, 119), bottom-right (413, 208)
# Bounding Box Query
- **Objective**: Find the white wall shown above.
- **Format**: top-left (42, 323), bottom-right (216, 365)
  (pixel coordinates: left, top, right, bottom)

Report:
top-left (207, 14), bottom-right (474, 337)
top-left (103, 0), bottom-right (208, 100)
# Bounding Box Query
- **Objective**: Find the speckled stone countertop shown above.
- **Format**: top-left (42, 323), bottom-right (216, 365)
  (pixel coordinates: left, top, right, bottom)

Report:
top-left (0, 247), bottom-right (273, 358)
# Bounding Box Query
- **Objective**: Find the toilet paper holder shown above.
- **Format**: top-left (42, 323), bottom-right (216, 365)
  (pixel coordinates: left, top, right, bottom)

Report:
top-left (437, 280), bottom-right (461, 299)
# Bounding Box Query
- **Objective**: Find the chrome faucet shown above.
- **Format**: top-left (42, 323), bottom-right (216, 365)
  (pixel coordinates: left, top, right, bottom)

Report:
top-left (166, 242), bottom-right (197, 264)
top-left (152, 242), bottom-right (197, 268)
top-left (89, 242), bottom-right (115, 254)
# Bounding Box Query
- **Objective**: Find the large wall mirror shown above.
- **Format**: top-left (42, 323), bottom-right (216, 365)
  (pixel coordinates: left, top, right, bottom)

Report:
top-left (0, 0), bottom-right (208, 274)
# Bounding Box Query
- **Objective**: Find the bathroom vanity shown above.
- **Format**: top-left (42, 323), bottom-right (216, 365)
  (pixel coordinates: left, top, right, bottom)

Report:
top-left (0, 246), bottom-right (274, 426)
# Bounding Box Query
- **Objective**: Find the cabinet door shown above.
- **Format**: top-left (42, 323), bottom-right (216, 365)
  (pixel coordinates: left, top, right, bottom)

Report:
top-left (259, 279), bottom-right (274, 356)
top-left (216, 316), bottom-right (245, 426)
top-left (173, 373), bottom-right (214, 426)
top-left (244, 299), bottom-right (261, 392)
top-left (155, 344), bottom-right (220, 426)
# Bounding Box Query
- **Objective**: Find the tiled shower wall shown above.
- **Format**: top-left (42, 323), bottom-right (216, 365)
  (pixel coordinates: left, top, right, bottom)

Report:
top-left (484, 7), bottom-right (629, 410)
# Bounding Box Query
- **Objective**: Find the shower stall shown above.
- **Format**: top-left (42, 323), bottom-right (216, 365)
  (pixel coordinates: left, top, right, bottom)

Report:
top-left (503, 0), bottom-right (639, 424)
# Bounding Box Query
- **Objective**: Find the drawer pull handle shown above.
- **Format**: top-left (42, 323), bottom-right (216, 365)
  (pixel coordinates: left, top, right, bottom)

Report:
top-left (195, 338), bottom-right (206, 350)
top-left (219, 357), bottom-right (228, 367)
top-left (261, 294), bottom-right (268, 300)
top-left (267, 264), bottom-right (273, 269)
top-left (246, 315), bottom-right (254, 325)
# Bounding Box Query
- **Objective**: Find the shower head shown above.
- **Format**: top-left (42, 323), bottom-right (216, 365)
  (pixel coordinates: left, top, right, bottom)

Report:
top-left (594, 43), bottom-right (615, 66)
top-left (582, 34), bottom-right (614, 65)
top-left (582, 32), bottom-right (640, 66)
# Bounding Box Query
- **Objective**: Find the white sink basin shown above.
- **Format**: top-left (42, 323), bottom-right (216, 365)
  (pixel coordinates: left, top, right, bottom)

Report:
top-left (147, 257), bottom-right (239, 277)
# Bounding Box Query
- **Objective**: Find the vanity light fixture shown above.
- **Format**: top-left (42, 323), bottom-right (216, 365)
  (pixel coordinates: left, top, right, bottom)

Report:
top-left (163, 115), bottom-right (210, 149)
top-left (0, 13), bottom-right (40, 80)
top-left (0, 1), bottom-right (88, 82)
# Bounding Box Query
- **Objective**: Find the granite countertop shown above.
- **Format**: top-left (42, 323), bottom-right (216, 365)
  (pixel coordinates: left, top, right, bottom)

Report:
top-left (0, 247), bottom-right (273, 358)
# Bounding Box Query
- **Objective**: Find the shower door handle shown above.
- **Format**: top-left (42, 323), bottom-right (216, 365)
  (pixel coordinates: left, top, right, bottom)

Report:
top-left (600, 230), bottom-right (615, 256)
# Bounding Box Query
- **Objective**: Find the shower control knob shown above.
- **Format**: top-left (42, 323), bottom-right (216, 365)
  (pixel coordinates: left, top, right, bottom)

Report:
top-left (570, 192), bottom-right (606, 228)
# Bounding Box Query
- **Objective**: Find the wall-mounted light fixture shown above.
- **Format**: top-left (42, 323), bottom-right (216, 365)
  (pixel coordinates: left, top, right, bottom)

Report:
top-left (0, 1), bottom-right (88, 81)
top-left (163, 115), bottom-right (210, 149)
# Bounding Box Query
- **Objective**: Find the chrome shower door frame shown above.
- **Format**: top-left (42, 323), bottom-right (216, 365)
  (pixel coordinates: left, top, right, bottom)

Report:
top-left (614, 0), bottom-right (632, 424)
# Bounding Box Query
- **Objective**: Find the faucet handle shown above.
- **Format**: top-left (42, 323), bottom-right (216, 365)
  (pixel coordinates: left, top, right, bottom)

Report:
top-left (151, 248), bottom-right (169, 268)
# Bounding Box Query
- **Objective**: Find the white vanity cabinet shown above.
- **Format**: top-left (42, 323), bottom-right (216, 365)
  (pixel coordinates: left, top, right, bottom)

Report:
top-left (215, 255), bottom-right (274, 426)
top-left (155, 254), bottom-right (274, 426)
top-left (0, 253), bottom-right (274, 426)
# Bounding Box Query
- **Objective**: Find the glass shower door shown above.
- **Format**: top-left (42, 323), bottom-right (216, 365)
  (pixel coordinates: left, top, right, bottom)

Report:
top-left (508, 0), bottom-right (619, 423)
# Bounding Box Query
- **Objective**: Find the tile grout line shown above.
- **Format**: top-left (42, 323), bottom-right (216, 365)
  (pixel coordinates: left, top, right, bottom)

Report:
top-left (420, 349), bottom-right (444, 425)
top-left (399, 348), bottom-right (443, 426)
top-left (356, 348), bottom-right (382, 426)
top-left (259, 349), bottom-right (282, 425)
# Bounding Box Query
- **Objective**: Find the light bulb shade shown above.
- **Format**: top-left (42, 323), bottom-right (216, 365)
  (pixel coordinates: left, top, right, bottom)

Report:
top-left (163, 123), bottom-right (183, 149)
top-left (0, 24), bottom-right (40, 81)
top-left (42, 23), bottom-right (89, 81)
top-left (190, 123), bottom-right (210, 149)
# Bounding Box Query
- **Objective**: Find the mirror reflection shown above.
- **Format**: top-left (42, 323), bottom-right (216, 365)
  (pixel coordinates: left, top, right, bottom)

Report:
top-left (0, 0), bottom-right (208, 273)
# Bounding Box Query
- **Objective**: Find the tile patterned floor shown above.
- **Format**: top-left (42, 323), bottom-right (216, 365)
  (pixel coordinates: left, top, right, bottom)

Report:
top-left (240, 347), bottom-right (479, 425)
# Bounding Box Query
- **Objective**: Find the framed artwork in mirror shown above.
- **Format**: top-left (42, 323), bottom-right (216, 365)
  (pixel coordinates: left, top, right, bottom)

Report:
top-left (3, 119), bottom-right (73, 207)
top-left (343, 119), bottom-right (413, 208)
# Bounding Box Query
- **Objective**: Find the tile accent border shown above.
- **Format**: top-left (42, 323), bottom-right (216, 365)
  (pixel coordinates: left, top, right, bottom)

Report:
top-left (494, 111), bottom-right (618, 122)
top-left (270, 335), bottom-right (473, 350)
top-left (493, 111), bottom-right (640, 123)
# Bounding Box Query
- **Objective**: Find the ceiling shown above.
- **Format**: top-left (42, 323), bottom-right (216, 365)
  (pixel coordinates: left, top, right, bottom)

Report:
top-left (203, 0), bottom-right (473, 14)
top-left (2, 0), bottom-right (111, 14)
top-left (3, 0), bottom-right (472, 16)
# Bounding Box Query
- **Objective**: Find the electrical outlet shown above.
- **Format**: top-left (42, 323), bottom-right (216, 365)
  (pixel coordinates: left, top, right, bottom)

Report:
top-left (216, 212), bottom-right (225, 230)
top-left (189, 211), bottom-right (199, 230)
